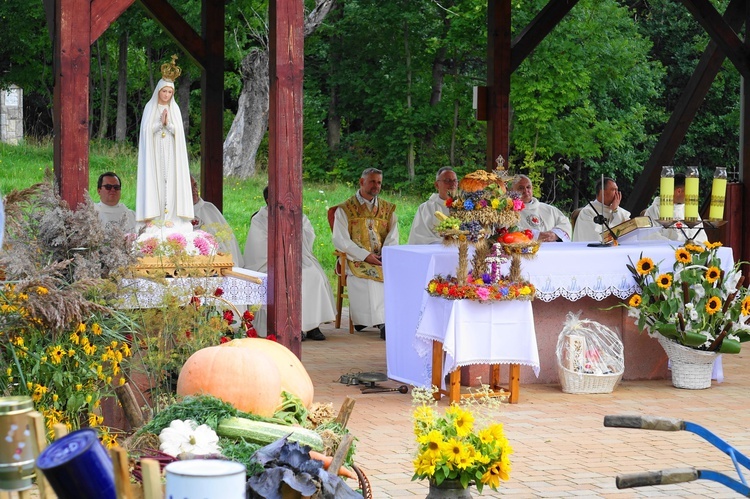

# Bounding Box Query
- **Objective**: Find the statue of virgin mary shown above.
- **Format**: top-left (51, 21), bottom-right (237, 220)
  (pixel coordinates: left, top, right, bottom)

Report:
top-left (135, 55), bottom-right (194, 232)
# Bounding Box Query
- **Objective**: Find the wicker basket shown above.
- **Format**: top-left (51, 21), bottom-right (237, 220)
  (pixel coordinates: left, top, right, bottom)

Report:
top-left (558, 365), bottom-right (623, 394)
top-left (352, 464), bottom-right (372, 499)
top-left (656, 335), bottom-right (717, 390)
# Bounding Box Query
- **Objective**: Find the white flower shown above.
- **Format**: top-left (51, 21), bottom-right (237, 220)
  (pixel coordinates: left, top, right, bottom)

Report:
top-left (725, 270), bottom-right (742, 291)
top-left (692, 284), bottom-right (705, 299)
top-left (159, 419), bottom-right (220, 457)
top-left (685, 303), bottom-right (699, 322)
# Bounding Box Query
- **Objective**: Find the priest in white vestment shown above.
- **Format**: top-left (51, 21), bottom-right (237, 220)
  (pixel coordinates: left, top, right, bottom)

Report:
top-left (333, 168), bottom-right (398, 339)
top-left (643, 173), bottom-right (707, 244)
top-left (190, 176), bottom-right (244, 267)
top-left (408, 167), bottom-right (457, 244)
top-left (93, 172), bottom-right (136, 233)
top-left (573, 177), bottom-right (631, 242)
top-left (512, 175), bottom-right (572, 242)
top-left (244, 187), bottom-right (336, 340)
top-left (135, 57), bottom-right (193, 232)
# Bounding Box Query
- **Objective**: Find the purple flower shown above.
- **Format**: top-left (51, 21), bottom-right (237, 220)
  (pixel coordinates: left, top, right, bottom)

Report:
top-left (482, 273), bottom-right (492, 284)
top-left (478, 198), bottom-right (488, 208)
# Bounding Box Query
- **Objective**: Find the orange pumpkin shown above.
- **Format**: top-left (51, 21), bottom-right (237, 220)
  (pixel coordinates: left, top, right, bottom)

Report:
top-left (176, 345), bottom-right (283, 417)
top-left (221, 338), bottom-right (314, 408)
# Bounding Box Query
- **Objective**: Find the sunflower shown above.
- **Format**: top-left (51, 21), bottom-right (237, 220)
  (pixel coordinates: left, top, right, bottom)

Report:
top-left (656, 274), bottom-right (673, 289)
top-left (636, 257), bottom-right (655, 275)
top-left (628, 294), bottom-right (642, 307)
top-left (48, 345), bottom-right (65, 365)
top-left (442, 437), bottom-right (469, 466)
top-left (705, 296), bottom-right (722, 315)
top-left (417, 430), bottom-right (445, 461)
top-left (481, 462), bottom-right (503, 489)
top-left (675, 248), bottom-right (691, 264)
top-left (705, 266), bottom-right (721, 284)
top-left (447, 405), bottom-right (474, 437)
top-left (742, 296), bottom-right (750, 316)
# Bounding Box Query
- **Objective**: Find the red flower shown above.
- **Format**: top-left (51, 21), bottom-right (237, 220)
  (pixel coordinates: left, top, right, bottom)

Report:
top-left (185, 330), bottom-right (192, 339)
top-left (266, 334), bottom-right (278, 342)
top-left (214, 287), bottom-right (224, 297)
top-left (189, 296), bottom-right (201, 308)
top-left (223, 310), bottom-right (234, 323)
top-left (446, 198), bottom-right (454, 208)
top-left (243, 310), bottom-right (254, 321)
top-left (219, 336), bottom-right (230, 344)
top-left (246, 327), bottom-right (258, 338)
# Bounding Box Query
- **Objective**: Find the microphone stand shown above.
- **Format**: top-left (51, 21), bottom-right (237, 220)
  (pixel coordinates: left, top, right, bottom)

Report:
top-left (562, 164), bottom-right (618, 247)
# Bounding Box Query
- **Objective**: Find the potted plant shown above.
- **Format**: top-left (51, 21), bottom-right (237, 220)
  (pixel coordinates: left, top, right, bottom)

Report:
top-left (411, 388), bottom-right (512, 497)
top-left (624, 241), bottom-right (750, 389)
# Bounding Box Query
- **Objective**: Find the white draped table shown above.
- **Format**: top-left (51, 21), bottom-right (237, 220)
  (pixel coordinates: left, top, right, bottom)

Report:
top-left (415, 297), bottom-right (540, 403)
top-left (383, 242), bottom-right (734, 387)
top-left (118, 267), bottom-right (267, 309)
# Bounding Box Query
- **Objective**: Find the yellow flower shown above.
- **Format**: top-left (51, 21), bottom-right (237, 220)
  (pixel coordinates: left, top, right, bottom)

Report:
top-left (118, 377), bottom-right (126, 386)
top-left (418, 430), bottom-right (445, 460)
top-left (49, 346), bottom-right (65, 365)
top-left (75, 383), bottom-right (82, 391)
top-left (656, 273), bottom-right (673, 289)
top-left (481, 462), bottom-right (503, 489)
top-left (706, 296), bottom-right (722, 315)
top-left (685, 243), bottom-right (705, 253)
top-left (675, 248), bottom-right (691, 264)
top-left (413, 454), bottom-right (436, 477)
top-left (85, 394), bottom-right (93, 403)
top-left (35, 286), bottom-right (48, 295)
top-left (628, 294), bottom-right (642, 307)
top-left (447, 405), bottom-right (474, 437)
top-left (428, 282), bottom-right (437, 293)
top-left (100, 431), bottom-right (118, 449)
top-left (636, 257), bottom-right (654, 275)
top-left (88, 413), bottom-right (103, 427)
top-left (69, 331), bottom-right (80, 344)
top-left (67, 349), bottom-right (75, 357)
top-left (705, 267), bottom-right (721, 284)
top-left (742, 296), bottom-right (750, 316)
top-left (52, 394), bottom-right (59, 402)
top-left (491, 198), bottom-right (500, 209)
top-left (519, 286), bottom-right (531, 295)
top-left (77, 322), bottom-right (86, 333)
top-left (442, 438), bottom-right (468, 466)
top-left (704, 241), bottom-right (723, 249)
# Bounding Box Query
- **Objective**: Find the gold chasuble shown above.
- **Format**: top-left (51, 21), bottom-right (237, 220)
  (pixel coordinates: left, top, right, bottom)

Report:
top-left (339, 196), bottom-right (396, 282)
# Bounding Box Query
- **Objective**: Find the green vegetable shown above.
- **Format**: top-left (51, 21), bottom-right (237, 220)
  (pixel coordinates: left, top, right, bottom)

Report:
top-left (217, 417), bottom-right (325, 451)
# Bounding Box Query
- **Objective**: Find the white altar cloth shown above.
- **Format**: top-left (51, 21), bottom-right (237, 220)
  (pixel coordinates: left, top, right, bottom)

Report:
top-left (415, 297), bottom-right (540, 383)
top-left (118, 267), bottom-right (267, 309)
top-left (383, 242), bottom-right (734, 386)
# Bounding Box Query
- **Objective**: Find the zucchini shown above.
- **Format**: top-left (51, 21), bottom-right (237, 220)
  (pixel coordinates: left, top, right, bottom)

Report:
top-left (217, 417), bottom-right (324, 451)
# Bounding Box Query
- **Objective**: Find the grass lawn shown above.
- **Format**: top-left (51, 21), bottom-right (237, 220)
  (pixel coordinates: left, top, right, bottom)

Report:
top-left (0, 141), bottom-right (426, 287)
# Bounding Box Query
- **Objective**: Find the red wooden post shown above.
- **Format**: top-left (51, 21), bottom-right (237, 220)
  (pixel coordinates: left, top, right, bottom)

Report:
top-left (201, 0), bottom-right (225, 212)
top-left (267, 0), bottom-right (304, 357)
top-left (54, 0), bottom-right (91, 210)
top-left (486, 0), bottom-right (511, 171)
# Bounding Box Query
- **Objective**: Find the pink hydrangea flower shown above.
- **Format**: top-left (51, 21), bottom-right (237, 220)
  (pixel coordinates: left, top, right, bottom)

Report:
top-left (139, 237), bottom-right (159, 255)
top-left (476, 287), bottom-right (490, 300)
top-left (193, 236), bottom-right (212, 256)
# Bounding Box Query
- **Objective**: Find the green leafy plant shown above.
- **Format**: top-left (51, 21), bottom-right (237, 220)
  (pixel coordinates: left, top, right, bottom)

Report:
top-left (624, 241), bottom-right (750, 353)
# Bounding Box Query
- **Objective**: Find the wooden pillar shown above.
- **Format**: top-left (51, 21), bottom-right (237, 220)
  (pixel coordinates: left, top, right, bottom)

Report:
top-left (268, 0), bottom-right (304, 357)
top-left (54, 0), bottom-right (91, 209)
top-left (741, 0), bottom-right (750, 270)
top-left (486, 0), bottom-right (511, 171)
top-left (201, 0), bottom-right (225, 212)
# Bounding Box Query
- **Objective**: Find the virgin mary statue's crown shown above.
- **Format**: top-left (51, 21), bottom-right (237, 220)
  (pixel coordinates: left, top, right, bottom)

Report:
top-left (160, 55), bottom-right (182, 82)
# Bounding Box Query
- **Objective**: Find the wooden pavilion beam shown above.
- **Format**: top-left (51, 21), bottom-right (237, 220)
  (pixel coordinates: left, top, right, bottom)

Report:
top-left (486, 0), bottom-right (511, 170)
top-left (681, 0), bottom-right (750, 79)
top-left (625, 0), bottom-right (746, 214)
top-left (136, 0), bottom-right (206, 68)
top-left (91, 0), bottom-right (135, 43)
top-left (267, 0), bottom-right (304, 355)
top-left (511, 0), bottom-right (579, 72)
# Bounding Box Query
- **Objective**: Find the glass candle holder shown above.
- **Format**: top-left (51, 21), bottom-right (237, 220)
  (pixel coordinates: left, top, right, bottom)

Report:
top-left (709, 167), bottom-right (727, 220)
top-left (659, 166), bottom-right (675, 219)
top-left (684, 166), bottom-right (700, 221)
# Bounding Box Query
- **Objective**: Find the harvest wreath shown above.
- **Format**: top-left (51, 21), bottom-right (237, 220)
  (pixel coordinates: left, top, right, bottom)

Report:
top-left (427, 274), bottom-right (536, 302)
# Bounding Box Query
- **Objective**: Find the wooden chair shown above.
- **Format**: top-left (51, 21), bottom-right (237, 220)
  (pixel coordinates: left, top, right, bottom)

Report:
top-left (327, 206), bottom-right (354, 334)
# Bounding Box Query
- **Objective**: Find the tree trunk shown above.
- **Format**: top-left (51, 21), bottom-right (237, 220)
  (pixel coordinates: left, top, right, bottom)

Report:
top-left (177, 71), bottom-right (193, 138)
top-left (404, 21), bottom-right (415, 182)
top-left (223, 48), bottom-right (270, 178)
top-left (115, 31), bottom-right (128, 142)
top-left (96, 35), bottom-right (111, 141)
top-left (326, 3), bottom-right (343, 151)
top-left (429, 46), bottom-right (447, 107)
top-left (224, 0), bottom-right (337, 178)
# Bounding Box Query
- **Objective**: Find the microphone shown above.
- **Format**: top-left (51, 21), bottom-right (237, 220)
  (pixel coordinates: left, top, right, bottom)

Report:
top-left (560, 162), bottom-right (618, 247)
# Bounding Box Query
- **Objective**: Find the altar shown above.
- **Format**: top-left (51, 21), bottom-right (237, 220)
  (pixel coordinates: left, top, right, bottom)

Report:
top-left (383, 242), bottom-right (734, 387)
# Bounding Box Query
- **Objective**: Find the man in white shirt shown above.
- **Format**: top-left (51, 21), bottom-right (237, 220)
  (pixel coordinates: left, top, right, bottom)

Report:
top-left (408, 167), bottom-right (456, 244)
top-left (512, 175), bottom-right (572, 242)
top-left (333, 168), bottom-right (398, 340)
top-left (643, 172), bottom-right (707, 243)
top-left (191, 176), bottom-right (244, 267)
top-left (93, 172), bottom-right (136, 233)
top-left (244, 187), bottom-right (336, 340)
top-left (572, 176), bottom-right (631, 242)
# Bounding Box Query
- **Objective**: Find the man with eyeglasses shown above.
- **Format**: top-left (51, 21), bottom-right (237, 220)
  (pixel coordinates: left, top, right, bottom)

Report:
top-left (94, 172), bottom-right (136, 233)
top-left (407, 167), bottom-right (457, 245)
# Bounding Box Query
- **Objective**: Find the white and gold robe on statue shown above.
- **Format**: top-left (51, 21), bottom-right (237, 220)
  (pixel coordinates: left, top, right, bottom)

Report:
top-left (193, 198), bottom-right (244, 267)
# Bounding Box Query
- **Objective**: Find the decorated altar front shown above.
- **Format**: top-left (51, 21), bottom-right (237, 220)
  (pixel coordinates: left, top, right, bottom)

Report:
top-left (383, 242), bottom-right (735, 386)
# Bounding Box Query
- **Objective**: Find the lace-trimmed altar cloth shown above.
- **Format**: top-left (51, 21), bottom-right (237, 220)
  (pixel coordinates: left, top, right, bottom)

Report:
top-left (118, 267), bottom-right (266, 309)
top-left (415, 296), bottom-right (540, 383)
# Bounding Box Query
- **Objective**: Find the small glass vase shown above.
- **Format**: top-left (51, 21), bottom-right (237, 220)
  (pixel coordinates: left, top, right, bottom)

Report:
top-left (425, 479), bottom-right (474, 498)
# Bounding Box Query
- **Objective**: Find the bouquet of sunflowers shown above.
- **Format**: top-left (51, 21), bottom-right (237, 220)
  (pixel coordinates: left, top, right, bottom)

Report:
top-left (625, 241), bottom-right (750, 353)
top-left (411, 388), bottom-right (512, 493)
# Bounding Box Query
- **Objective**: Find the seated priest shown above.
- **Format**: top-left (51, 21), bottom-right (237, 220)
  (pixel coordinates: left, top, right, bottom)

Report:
top-left (191, 176), bottom-right (244, 267)
top-left (408, 167), bottom-right (457, 244)
top-left (93, 172), bottom-right (136, 233)
top-left (572, 176), bottom-right (631, 242)
top-left (512, 174), bottom-right (572, 242)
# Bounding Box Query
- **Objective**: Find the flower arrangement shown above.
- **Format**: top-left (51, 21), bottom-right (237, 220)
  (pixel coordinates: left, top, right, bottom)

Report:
top-left (444, 170), bottom-right (524, 228)
top-left (426, 274), bottom-right (535, 302)
top-left (136, 229), bottom-right (219, 257)
top-left (411, 387), bottom-right (512, 493)
top-left (624, 241), bottom-right (750, 353)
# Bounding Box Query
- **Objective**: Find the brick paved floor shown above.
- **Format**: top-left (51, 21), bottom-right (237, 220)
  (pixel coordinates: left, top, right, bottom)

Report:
top-left (302, 316), bottom-right (750, 498)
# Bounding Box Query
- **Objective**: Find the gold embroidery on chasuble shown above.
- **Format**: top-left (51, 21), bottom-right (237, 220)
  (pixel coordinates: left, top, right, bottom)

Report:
top-left (340, 196), bottom-right (396, 282)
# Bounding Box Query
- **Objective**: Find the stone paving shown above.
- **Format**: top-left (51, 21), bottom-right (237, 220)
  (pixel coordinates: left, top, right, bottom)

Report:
top-left (302, 318), bottom-right (750, 498)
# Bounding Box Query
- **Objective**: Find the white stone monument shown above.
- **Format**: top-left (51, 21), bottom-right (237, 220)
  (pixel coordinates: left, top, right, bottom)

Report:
top-left (1, 85), bottom-right (23, 145)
